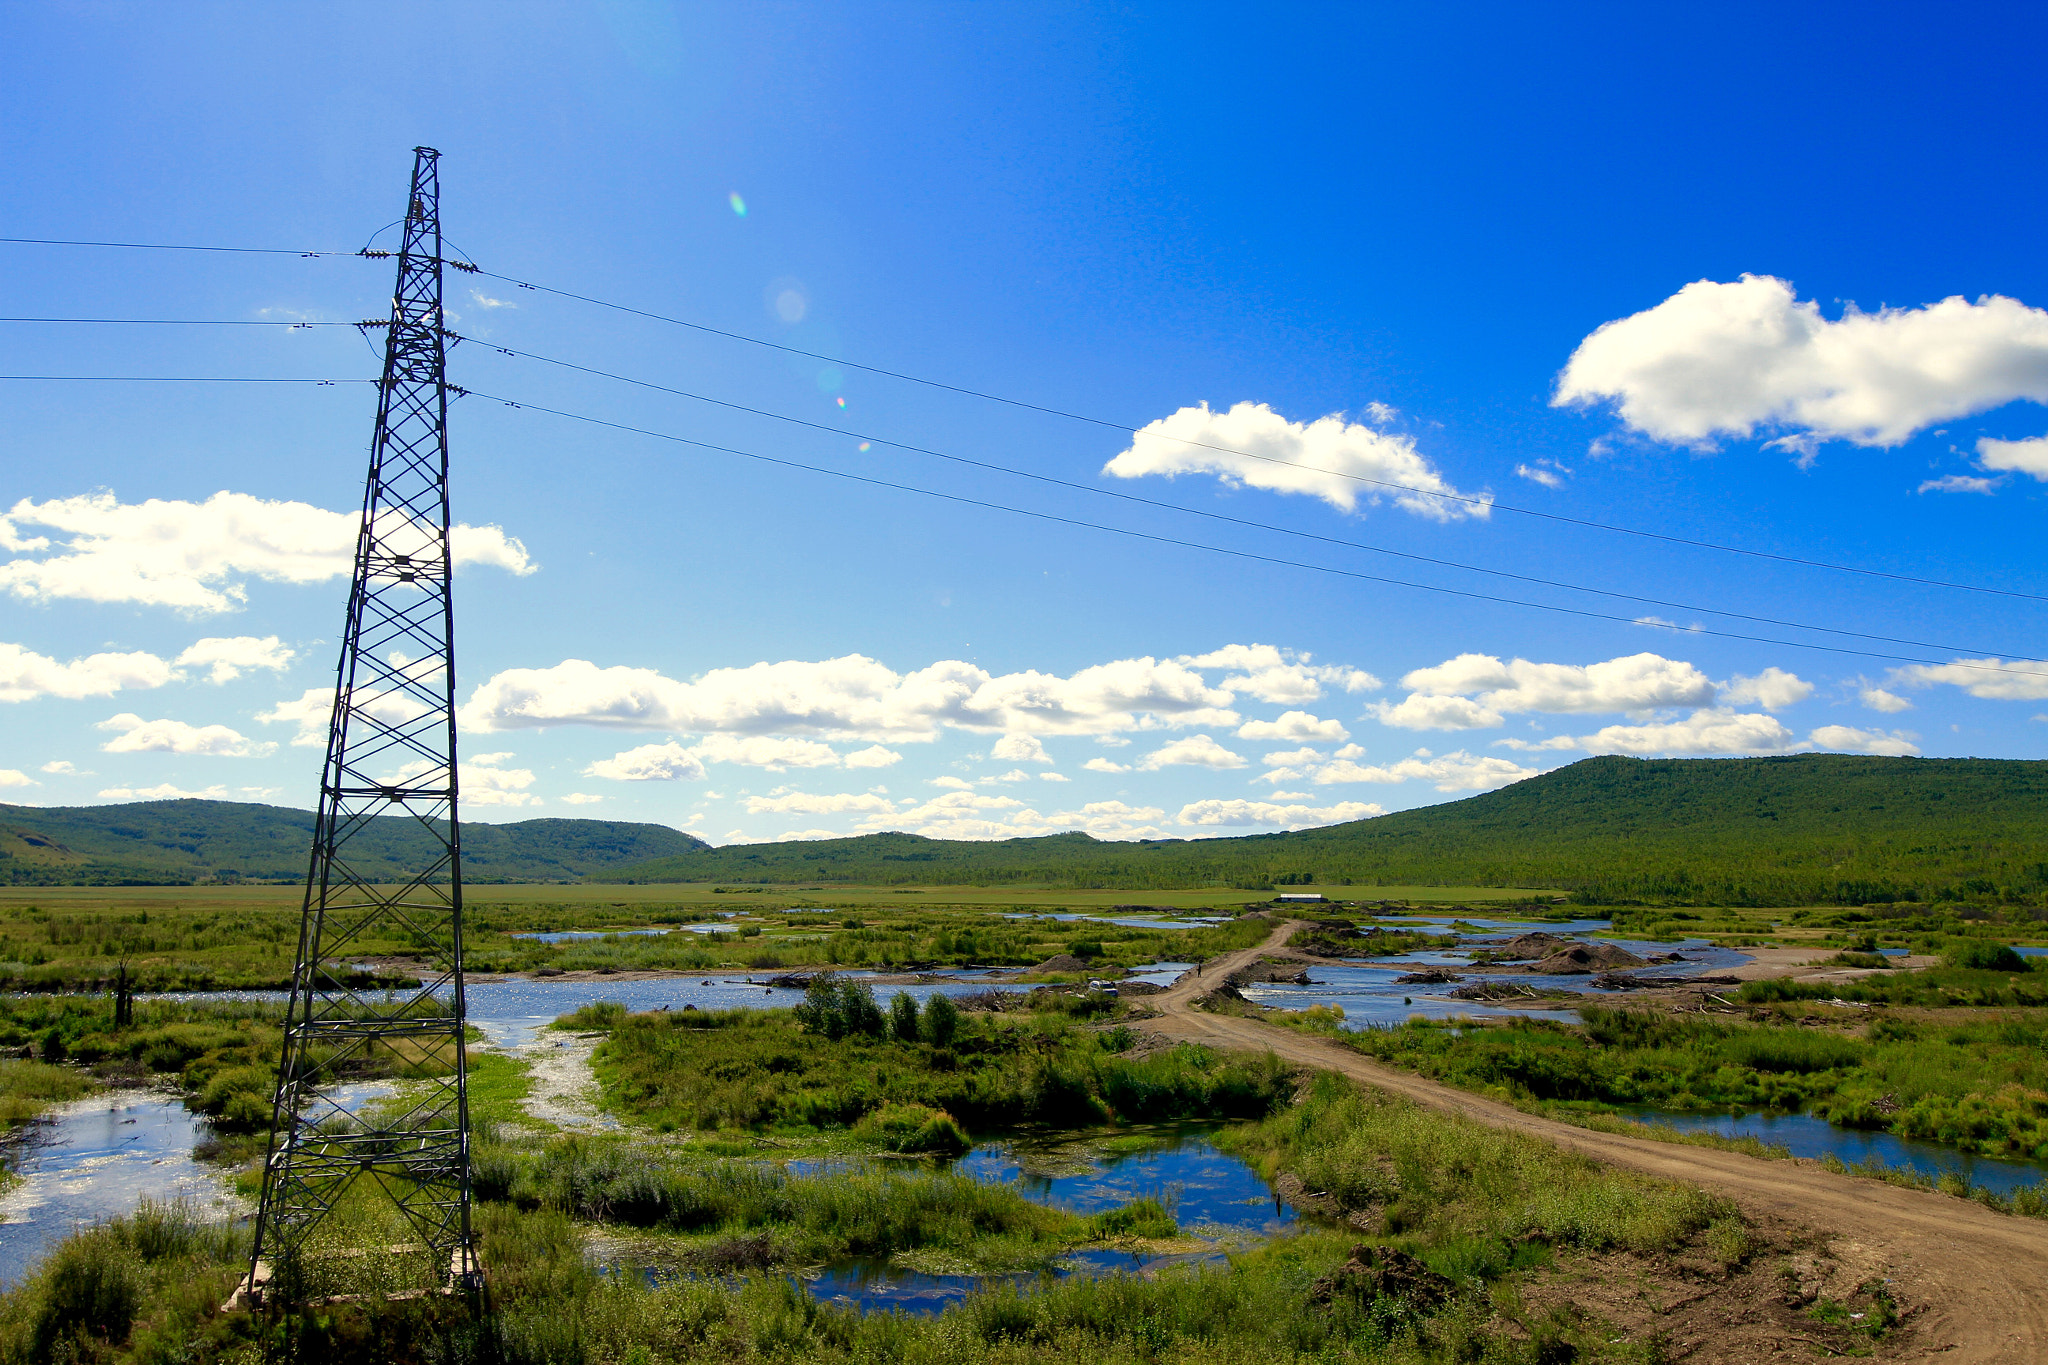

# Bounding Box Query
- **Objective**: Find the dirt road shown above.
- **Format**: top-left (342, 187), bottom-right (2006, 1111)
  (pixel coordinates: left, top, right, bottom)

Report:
top-left (1141, 919), bottom-right (2048, 1364)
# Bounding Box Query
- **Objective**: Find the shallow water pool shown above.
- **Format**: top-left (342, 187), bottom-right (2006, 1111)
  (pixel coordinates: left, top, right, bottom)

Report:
top-left (1615, 1106), bottom-right (2048, 1198)
top-left (0, 1091), bottom-right (238, 1288)
top-left (802, 1127), bottom-right (1292, 1312)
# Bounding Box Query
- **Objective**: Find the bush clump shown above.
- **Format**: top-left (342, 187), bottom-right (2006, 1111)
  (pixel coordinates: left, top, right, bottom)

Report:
top-left (853, 1102), bottom-right (971, 1155)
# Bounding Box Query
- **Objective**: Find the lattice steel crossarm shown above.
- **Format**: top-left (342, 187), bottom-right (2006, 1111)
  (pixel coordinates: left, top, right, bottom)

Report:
top-left (246, 146), bottom-right (476, 1303)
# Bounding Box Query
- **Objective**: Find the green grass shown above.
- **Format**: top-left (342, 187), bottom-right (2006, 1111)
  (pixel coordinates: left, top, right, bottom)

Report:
top-left (593, 754), bottom-right (2048, 905)
top-left (0, 887), bottom-right (1281, 989)
top-left (0, 797), bottom-right (707, 885)
top-left (1220, 1072), bottom-right (1730, 1260)
top-left (20, 754), bottom-right (2048, 909)
top-left (1281, 1000), bottom-right (2048, 1162)
top-left (0, 1056), bottom-right (93, 1133)
top-left (0, 1070), bottom-right (1797, 1365)
top-left (580, 1002), bottom-right (1292, 1135)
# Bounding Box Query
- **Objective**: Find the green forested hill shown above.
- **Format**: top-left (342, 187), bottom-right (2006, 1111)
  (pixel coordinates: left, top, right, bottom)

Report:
top-left (0, 800), bottom-right (710, 885)
top-left (598, 755), bottom-right (2048, 906)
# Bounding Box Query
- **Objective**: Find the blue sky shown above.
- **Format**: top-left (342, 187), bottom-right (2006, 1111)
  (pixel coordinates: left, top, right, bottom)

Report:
top-left (3, 2), bottom-right (2045, 843)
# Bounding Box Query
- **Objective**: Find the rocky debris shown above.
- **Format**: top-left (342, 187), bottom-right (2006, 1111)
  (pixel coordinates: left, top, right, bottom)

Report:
top-left (1394, 968), bottom-right (1463, 985)
top-left (1531, 942), bottom-right (1646, 975)
top-left (1309, 1244), bottom-right (1455, 1310)
top-left (1593, 971), bottom-right (1742, 990)
top-left (688, 1231), bottom-right (782, 1272)
top-left (1116, 980), bottom-right (1164, 997)
top-left (763, 972), bottom-right (821, 989)
top-left (1195, 982), bottom-right (1249, 1010)
top-left (1228, 960), bottom-right (1311, 986)
top-left (1481, 932), bottom-right (1576, 960)
top-left (1274, 1172), bottom-right (1343, 1218)
top-left (1645, 952), bottom-right (1689, 964)
top-left (1033, 953), bottom-right (1095, 974)
top-left (954, 988), bottom-right (1011, 1012)
top-left (1448, 980), bottom-right (1573, 1001)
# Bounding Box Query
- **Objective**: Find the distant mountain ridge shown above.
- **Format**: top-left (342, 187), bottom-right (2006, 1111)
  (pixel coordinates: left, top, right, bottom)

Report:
top-left (0, 800), bottom-right (710, 885)
top-left (595, 754), bottom-right (2048, 906)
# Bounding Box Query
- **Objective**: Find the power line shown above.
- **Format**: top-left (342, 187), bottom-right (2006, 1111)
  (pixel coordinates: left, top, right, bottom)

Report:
top-left (1, 238), bottom-right (2037, 602)
top-left (0, 325), bottom-right (2033, 661)
top-left (0, 317), bottom-right (362, 327)
top-left (0, 374), bottom-right (370, 384)
top-left (465, 336), bottom-right (2045, 662)
top-left (0, 235), bottom-right (347, 257)
top-left (463, 386), bottom-right (2048, 682)
top-left (467, 267), bottom-right (2041, 604)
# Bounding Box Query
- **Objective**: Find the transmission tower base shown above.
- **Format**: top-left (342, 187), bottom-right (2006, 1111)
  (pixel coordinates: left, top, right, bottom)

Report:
top-left (222, 1244), bottom-right (481, 1313)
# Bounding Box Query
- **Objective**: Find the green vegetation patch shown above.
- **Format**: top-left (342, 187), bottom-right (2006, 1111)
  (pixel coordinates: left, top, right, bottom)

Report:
top-left (1287, 1001), bottom-right (2048, 1162)
top-left (594, 754), bottom-right (2048, 906)
top-left (581, 997), bottom-right (1291, 1135)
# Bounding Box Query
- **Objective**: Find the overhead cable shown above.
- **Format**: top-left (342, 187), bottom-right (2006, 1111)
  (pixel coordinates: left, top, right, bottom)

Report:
top-left (465, 337), bottom-right (2044, 662)
top-left (0, 238), bottom-right (2036, 601)
top-left (463, 386), bottom-right (2048, 682)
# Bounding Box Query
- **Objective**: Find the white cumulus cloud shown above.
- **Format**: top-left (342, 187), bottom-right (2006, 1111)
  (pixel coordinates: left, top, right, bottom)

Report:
top-left (462, 652), bottom-right (1235, 740)
top-left (1236, 710), bottom-right (1349, 742)
top-left (1808, 725), bottom-right (1920, 757)
top-left (1175, 798), bottom-right (1382, 829)
top-left (585, 741), bottom-right (708, 782)
top-left (1890, 658), bottom-right (2048, 702)
top-left (1135, 735), bottom-right (1246, 771)
top-left (991, 733), bottom-right (1054, 764)
top-left (744, 790), bottom-right (900, 816)
top-left (97, 713), bottom-right (273, 757)
top-left (173, 635), bottom-right (295, 683)
top-left (257, 688), bottom-right (334, 746)
top-left (0, 769), bottom-right (36, 789)
top-left (842, 745), bottom-right (902, 769)
top-left (0, 642), bottom-right (177, 703)
top-left (1082, 757), bottom-right (1129, 774)
top-left (692, 734), bottom-right (843, 770)
top-left (1555, 275), bottom-right (2048, 453)
top-left (1180, 644), bottom-right (1380, 705)
top-left (0, 491), bottom-right (534, 613)
top-left (96, 782), bottom-right (231, 800)
top-left (1919, 474), bottom-right (2002, 495)
top-left (1860, 687), bottom-right (1912, 714)
top-left (1977, 435), bottom-right (2048, 481)
top-left (1563, 708), bottom-right (1795, 756)
top-left (40, 760), bottom-right (87, 775)
top-left (560, 793), bottom-right (604, 805)
top-left (1105, 402), bottom-right (1488, 521)
top-left (1311, 750), bottom-right (1537, 792)
top-left (1370, 694), bottom-right (1505, 731)
top-left (1396, 652), bottom-right (1717, 718)
top-left (1720, 667), bottom-right (1813, 711)
top-left (455, 753), bottom-right (541, 807)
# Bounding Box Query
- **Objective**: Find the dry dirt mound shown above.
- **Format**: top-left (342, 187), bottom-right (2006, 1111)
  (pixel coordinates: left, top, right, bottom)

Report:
top-left (1531, 942), bottom-right (1645, 975)
top-left (1227, 960), bottom-right (1311, 986)
top-left (1033, 953), bottom-right (1095, 973)
top-left (1485, 932), bottom-right (1576, 959)
top-left (1309, 1244), bottom-right (1455, 1310)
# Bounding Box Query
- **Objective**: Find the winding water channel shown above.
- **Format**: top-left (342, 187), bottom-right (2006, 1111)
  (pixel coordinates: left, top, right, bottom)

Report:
top-left (6, 923), bottom-right (2047, 1297)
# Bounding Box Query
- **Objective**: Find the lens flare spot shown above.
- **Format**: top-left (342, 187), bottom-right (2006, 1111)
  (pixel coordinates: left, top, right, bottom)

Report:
top-left (858, 441), bottom-right (871, 451)
top-left (728, 192), bottom-right (747, 217)
top-left (835, 396), bottom-right (846, 409)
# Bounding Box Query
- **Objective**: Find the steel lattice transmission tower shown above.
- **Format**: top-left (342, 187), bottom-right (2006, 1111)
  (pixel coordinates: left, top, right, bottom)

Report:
top-left (246, 146), bottom-right (477, 1303)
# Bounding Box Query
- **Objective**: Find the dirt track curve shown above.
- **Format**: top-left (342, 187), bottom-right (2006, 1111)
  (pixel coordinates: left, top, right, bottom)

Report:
top-left (1139, 918), bottom-right (2048, 1364)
